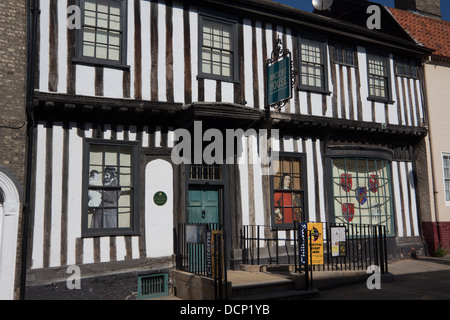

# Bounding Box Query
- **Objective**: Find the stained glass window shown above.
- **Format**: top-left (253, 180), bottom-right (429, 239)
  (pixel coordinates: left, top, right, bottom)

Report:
top-left (331, 158), bottom-right (394, 236)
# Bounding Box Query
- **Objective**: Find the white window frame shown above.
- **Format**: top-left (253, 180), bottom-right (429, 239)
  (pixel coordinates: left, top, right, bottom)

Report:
top-left (442, 152), bottom-right (450, 206)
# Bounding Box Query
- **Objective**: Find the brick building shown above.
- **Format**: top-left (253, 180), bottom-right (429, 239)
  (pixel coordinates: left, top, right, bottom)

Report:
top-left (0, 0), bottom-right (28, 299)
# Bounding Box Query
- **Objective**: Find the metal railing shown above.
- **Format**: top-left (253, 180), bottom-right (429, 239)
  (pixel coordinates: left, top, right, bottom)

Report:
top-left (240, 222), bottom-right (389, 274)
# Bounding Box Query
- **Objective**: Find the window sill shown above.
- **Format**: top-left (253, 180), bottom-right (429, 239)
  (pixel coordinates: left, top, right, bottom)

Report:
top-left (196, 75), bottom-right (240, 85)
top-left (367, 97), bottom-right (395, 105)
top-left (82, 230), bottom-right (140, 238)
top-left (72, 58), bottom-right (131, 71)
top-left (298, 86), bottom-right (332, 96)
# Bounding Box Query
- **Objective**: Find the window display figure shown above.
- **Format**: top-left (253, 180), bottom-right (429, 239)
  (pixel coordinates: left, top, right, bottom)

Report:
top-left (89, 166), bottom-right (121, 228)
top-left (274, 174), bottom-right (302, 224)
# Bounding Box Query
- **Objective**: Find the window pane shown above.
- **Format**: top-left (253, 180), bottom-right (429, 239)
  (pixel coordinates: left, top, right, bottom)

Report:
top-left (110, 1), bottom-right (121, 15)
top-left (83, 43), bottom-right (95, 57)
top-left (118, 208), bottom-right (131, 228)
top-left (109, 47), bottom-right (120, 61)
top-left (110, 15), bottom-right (121, 31)
top-left (85, 0), bottom-right (96, 11)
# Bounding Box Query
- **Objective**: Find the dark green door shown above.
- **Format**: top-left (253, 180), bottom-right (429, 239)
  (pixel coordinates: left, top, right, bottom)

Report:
top-left (188, 188), bottom-right (220, 224)
top-left (187, 187), bottom-right (220, 273)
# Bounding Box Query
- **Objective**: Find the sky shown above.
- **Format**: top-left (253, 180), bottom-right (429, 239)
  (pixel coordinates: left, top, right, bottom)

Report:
top-left (273, 0), bottom-right (450, 21)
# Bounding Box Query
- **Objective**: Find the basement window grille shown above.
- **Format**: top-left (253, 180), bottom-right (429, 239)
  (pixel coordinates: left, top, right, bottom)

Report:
top-left (137, 274), bottom-right (168, 300)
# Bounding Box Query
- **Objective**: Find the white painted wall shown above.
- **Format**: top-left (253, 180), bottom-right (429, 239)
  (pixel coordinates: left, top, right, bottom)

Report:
top-left (145, 159), bottom-right (174, 258)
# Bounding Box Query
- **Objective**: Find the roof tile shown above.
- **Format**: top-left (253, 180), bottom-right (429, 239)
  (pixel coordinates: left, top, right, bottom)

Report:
top-left (388, 8), bottom-right (450, 59)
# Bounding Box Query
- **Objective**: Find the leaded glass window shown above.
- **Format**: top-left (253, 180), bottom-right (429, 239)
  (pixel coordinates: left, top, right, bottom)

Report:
top-left (331, 158), bottom-right (394, 236)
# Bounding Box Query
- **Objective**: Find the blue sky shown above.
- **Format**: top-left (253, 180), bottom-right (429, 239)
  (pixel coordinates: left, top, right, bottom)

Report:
top-left (273, 0), bottom-right (450, 21)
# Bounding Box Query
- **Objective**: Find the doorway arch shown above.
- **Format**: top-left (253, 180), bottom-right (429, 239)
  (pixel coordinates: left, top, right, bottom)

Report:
top-left (0, 170), bottom-right (21, 300)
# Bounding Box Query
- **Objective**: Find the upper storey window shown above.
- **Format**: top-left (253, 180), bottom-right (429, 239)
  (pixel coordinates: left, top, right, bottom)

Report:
top-left (367, 53), bottom-right (392, 102)
top-left (298, 36), bottom-right (328, 93)
top-left (333, 44), bottom-right (356, 67)
top-left (395, 57), bottom-right (419, 79)
top-left (199, 15), bottom-right (238, 82)
top-left (77, 0), bottom-right (127, 67)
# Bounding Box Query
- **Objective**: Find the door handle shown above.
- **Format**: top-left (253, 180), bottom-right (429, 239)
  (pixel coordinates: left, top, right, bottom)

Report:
top-left (202, 210), bottom-right (206, 219)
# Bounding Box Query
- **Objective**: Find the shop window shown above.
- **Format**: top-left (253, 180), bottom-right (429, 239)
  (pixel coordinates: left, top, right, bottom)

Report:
top-left (271, 154), bottom-right (307, 229)
top-left (83, 139), bottom-right (139, 236)
top-left (331, 158), bottom-right (394, 236)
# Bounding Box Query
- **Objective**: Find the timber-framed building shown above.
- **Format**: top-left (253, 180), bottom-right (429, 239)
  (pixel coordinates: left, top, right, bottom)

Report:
top-left (23, 0), bottom-right (434, 299)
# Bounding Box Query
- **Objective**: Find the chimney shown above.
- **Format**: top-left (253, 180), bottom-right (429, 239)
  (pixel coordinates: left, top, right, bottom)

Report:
top-left (395, 0), bottom-right (442, 18)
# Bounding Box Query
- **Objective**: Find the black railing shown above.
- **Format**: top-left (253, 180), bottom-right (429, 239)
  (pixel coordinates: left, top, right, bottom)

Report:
top-left (175, 222), bottom-right (228, 300)
top-left (240, 222), bottom-right (389, 275)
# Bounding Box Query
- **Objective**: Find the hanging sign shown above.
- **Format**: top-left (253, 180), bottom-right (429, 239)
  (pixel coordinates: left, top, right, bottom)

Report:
top-left (266, 37), bottom-right (296, 111)
top-left (268, 57), bottom-right (292, 106)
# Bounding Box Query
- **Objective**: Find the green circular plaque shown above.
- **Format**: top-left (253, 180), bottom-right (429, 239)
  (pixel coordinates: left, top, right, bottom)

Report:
top-left (153, 191), bottom-right (168, 206)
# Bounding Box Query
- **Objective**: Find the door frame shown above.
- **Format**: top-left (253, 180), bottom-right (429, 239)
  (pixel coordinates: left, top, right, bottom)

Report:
top-left (184, 164), bottom-right (230, 269)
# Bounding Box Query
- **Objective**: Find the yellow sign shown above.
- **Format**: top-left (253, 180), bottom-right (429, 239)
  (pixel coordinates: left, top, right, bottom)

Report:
top-left (308, 223), bottom-right (324, 265)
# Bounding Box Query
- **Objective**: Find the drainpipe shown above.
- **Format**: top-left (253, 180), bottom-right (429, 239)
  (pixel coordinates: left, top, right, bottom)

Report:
top-left (20, 0), bottom-right (39, 300)
top-left (422, 55), bottom-right (442, 253)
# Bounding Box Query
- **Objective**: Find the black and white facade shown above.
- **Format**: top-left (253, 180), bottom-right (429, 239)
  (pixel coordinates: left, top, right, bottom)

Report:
top-left (25, 0), bottom-right (432, 299)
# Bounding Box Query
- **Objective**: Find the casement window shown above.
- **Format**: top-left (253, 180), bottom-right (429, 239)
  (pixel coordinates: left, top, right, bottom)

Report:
top-left (77, 0), bottom-right (127, 67)
top-left (199, 15), bottom-right (238, 82)
top-left (333, 44), bottom-right (356, 67)
top-left (299, 37), bottom-right (328, 93)
top-left (395, 57), bottom-right (419, 78)
top-left (443, 154), bottom-right (450, 204)
top-left (367, 53), bottom-right (392, 101)
top-left (82, 139), bottom-right (139, 236)
top-left (331, 157), bottom-right (394, 236)
top-left (271, 154), bottom-right (307, 229)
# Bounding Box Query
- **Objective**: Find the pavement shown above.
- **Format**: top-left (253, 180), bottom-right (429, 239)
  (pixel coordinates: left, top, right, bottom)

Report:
top-left (152, 255), bottom-right (450, 300)
top-left (310, 255), bottom-right (450, 300)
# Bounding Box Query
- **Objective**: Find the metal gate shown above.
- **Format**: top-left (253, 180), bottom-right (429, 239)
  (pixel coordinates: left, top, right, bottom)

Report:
top-left (175, 222), bottom-right (228, 300)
